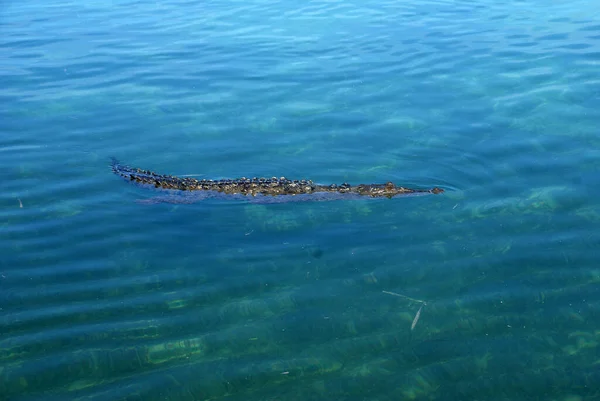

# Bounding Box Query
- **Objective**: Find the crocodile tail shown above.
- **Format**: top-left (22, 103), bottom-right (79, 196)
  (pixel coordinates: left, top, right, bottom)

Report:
top-left (111, 157), bottom-right (145, 181)
top-left (110, 157), bottom-right (132, 179)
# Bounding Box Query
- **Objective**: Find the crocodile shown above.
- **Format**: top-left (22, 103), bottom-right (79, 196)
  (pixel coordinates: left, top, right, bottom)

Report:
top-left (111, 158), bottom-right (444, 204)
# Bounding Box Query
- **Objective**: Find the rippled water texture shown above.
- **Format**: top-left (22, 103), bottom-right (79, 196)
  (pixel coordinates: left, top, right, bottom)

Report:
top-left (2, 0), bottom-right (600, 400)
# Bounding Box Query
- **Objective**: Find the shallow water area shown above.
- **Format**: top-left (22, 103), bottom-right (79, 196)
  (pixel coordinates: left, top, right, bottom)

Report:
top-left (2, 0), bottom-right (600, 400)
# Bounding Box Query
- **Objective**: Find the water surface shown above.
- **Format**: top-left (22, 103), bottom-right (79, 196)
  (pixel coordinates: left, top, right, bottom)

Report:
top-left (2, 0), bottom-right (600, 400)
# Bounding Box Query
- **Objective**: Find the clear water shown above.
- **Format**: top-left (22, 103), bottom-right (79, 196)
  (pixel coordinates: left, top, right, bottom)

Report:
top-left (2, 0), bottom-right (600, 400)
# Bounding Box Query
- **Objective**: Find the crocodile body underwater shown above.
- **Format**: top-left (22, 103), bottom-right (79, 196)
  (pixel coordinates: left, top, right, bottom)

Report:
top-left (111, 158), bottom-right (444, 204)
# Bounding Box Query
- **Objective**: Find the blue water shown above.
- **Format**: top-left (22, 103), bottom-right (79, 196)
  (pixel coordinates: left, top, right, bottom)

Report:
top-left (2, 0), bottom-right (600, 400)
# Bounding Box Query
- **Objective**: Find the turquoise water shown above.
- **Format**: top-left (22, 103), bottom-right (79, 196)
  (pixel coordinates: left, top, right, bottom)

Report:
top-left (2, 0), bottom-right (600, 399)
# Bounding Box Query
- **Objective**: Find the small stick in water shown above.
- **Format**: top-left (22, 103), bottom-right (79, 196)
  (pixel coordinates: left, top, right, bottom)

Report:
top-left (383, 290), bottom-right (427, 331)
top-left (382, 290), bottom-right (425, 304)
top-left (411, 302), bottom-right (426, 331)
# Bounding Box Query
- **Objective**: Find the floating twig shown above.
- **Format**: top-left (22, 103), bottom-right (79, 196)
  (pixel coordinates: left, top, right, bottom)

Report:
top-left (383, 290), bottom-right (427, 331)
top-left (382, 290), bottom-right (425, 304)
top-left (411, 302), bottom-right (426, 331)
